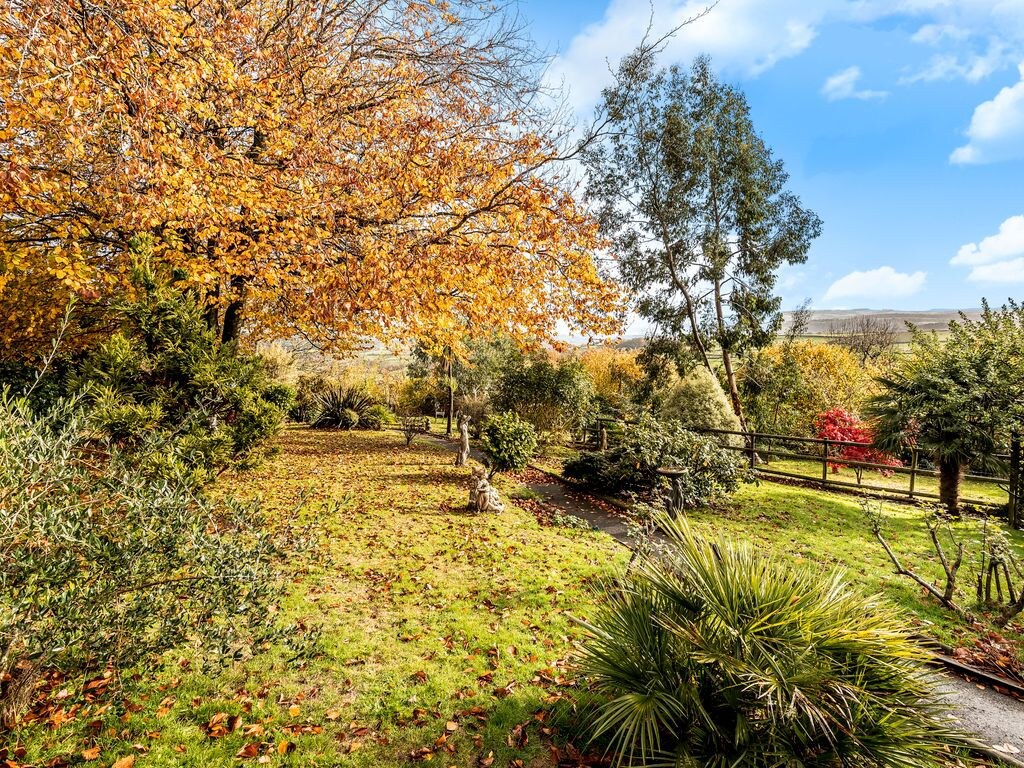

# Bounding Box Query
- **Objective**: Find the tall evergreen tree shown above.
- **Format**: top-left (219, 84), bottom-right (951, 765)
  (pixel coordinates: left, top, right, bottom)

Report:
top-left (583, 53), bottom-right (821, 432)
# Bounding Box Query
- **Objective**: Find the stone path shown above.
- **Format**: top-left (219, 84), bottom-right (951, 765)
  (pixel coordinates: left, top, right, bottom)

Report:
top-left (424, 433), bottom-right (1024, 762)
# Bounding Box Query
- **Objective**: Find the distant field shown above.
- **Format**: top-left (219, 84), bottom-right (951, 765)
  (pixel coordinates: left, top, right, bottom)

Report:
top-left (784, 308), bottom-right (978, 336)
top-left (614, 308), bottom-right (972, 352)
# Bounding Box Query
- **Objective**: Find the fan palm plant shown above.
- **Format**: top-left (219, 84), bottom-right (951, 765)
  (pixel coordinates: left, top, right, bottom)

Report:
top-left (310, 385), bottom-right (376, 429)
top-left (577, 515), bottom-right (963, 767)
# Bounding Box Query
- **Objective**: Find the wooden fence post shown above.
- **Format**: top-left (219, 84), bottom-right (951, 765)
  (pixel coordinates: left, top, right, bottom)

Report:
top-left (908, 448), bottom-right (918, 501)
top-left (821, 439), bottom-right (829, 485)
top-left (749, 432), bottom-right (756, 470)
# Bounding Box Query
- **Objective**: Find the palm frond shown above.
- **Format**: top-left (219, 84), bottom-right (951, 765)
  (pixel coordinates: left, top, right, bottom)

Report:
top-left (576, 512), bottom-right (966, 767)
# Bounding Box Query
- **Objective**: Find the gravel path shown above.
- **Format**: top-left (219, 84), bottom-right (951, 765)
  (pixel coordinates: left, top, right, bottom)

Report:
top-left (425, 434), bottom-right (1024, 760)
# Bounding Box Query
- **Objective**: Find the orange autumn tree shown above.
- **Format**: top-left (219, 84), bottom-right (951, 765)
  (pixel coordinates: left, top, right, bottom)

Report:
top-left (0, 0), bottom-right (621, 357)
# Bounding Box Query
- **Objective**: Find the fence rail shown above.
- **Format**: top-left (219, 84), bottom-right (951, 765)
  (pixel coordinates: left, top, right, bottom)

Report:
top-left (693, 426), bottom-right (1017, 513)
top-left (586, 418), bottom-right (1020, 520)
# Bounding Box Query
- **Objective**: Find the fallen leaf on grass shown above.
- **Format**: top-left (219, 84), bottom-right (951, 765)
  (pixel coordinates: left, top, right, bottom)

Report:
top-left (234, 743), bottom-right (260, 760)
top-left (409, 746), bottom-right (434, 761)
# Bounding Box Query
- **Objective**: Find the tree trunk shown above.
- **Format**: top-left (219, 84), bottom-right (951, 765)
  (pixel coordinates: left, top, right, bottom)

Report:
top-left (220, 276), bottom-right (247, 344)
top-left (937, 456), bottom-right (963, 516)
top-left (719, 347), bottom-right (749, 434)
top-left (204, 304), bottom-right (220, 333)
top-left (711, 279), bottom-right (750, 438)
top-left (1009, 433), bottom-right (1020, 530)
top-left (445, 358), bottom-right (454, 438)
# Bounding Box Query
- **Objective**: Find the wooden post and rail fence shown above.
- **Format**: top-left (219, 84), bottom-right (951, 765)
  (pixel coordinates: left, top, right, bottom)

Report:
top-left (586, 416), bottom-right (1022, 526)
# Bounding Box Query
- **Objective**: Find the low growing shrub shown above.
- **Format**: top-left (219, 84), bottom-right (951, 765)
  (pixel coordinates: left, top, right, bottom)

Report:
top-left (480, 412), bottom-right (537, 476)
top-left (339, 407), bottom-right (360, 430)
top-left (361, 403), bottom-right (396, 430)
top-left (577, 514), bottom-right (962, 767)
top-left (659, 366), bottom-right (742, 438)
top-left (0, 395), bottom-right (278, 729)
top-left (564, 415), bottom-right (745, 504)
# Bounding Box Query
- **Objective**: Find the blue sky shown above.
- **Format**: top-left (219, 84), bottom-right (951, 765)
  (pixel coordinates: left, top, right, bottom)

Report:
top-left (518, 0), bottom-right (1024, 312)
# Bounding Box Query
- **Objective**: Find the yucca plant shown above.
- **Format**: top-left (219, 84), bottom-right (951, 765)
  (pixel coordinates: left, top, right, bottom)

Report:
top-left (310, 385), bottom-right (375, 428)
top-left (577, 515), bottom-right (964, 768)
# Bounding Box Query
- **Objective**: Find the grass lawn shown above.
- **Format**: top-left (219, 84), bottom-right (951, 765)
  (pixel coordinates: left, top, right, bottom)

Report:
top-left (687, 479), bottom-right (1024, 653)
top-left (10, 428), bottom-right (626, 768)
top-left (11, 428), bottom-right (1023, 767)
top-left (762, 457), bottom-right (1009, 507)
top-left (535, 445), bottom-right (1023, 658)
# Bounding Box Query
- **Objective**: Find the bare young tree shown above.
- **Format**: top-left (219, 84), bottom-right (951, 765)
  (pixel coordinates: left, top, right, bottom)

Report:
top-left (828, 316), bottom-right (898, 364)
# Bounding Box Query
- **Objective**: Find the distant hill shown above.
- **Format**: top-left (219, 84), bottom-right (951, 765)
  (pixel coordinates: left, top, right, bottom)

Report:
top-left (780, 308), bottom-right (981, 338)
top-left (610, 308), bottom-right (981, 350)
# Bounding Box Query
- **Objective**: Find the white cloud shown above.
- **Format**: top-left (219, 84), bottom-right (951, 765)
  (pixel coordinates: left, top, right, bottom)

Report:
top-left (901, 39), bottom-right (1011, 84)
top-left (950, 63), bottom-right (1024, 163)
top-left (821, 66), bottom-right (889, 101)
top-left (544, 0), bottom-right (1024, 116)
top-left (546, 0), bottom-right (839, 113)
top-left (951, 215), bottom-right (1024, 281)
top-left (897, 0), bottom-right (1024, 86)
top-left (823, 267), bottom-right (927, 302)
top-left (911, 24), bottom-right (970, 46)
top-left (967, 258), bottom-right (1024, 282)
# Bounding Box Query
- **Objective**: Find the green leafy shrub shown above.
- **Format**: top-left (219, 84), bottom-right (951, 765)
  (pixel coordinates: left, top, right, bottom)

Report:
top-left (456, 393), bottom-right (490, 437)
top-left (69, 276), bottom-right (288, 480)
top-left (263, 382), bottom-right (297, 413)
top-left (564, 415), bottom-right (745, 502)
top-left (577, 514), bottom-right (961, 767)
top-left (310, 384), bottom-right (374, 428)
top-left (361, 403), bottom-right (396, 430)
top-left (659, 366), bottom-right (741, 436)
top-left (492, 352), bottom-right (594, 440)
top-left (0, 395), bottom-right (278, 728)
top-left (290, 374), bottom-right (330, 423)
top-left (480, 412), bottom-right (537, 475)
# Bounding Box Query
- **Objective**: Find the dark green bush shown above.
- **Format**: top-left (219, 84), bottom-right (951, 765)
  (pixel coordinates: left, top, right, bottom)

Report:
top-left (577, 515), bottom-right (961, 767)
top-left (0, 395), bottom-right (278, 728)
top-left (564, 415), bottom-right (745, 503)
top-left (310, 384), bottom-right (375, 429)
top-left (361, 403), bottom-right (396, 430)
top-left (480, 412), bottom-right (537, 475)
top-left (66, 276), bottom-right (289, 481)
